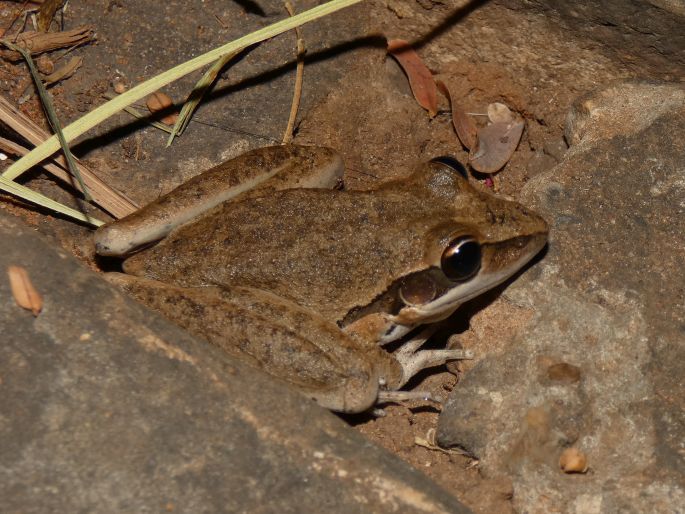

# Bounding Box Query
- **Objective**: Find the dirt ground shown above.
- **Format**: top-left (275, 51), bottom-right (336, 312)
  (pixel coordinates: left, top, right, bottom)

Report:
top-left (0, 1), bottom-right (656, 512)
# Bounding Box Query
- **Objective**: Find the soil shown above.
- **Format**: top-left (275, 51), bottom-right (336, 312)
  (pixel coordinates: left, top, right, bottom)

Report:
top-left (0, 1), bottom-right (667, 512)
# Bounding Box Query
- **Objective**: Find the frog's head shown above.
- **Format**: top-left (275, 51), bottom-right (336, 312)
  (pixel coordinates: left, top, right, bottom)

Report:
top-left (342, 157), bottom-right (549, 344)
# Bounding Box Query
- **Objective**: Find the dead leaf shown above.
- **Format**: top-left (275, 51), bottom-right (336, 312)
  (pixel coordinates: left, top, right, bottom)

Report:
top-left (487, 102), bottom-right (513, 124)
top-left (41, 55), bottom-right (82, 86)
top-left (469, 119), bottom-right (525, 173)
top-left (7, 265), bottom-right (42, 316)
top-left (38, 0), bottom-right (66, 32)
top-left (437, 80), bottom-right (477, 150)
top-left (387, 39), bottom-right (438, 118)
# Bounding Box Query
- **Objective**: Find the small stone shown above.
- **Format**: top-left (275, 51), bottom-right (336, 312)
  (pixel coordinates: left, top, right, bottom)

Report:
top-left (146, 91), bottom-right (173, 113)
top-left (36, 55), bottom-right (54, 75)
top-left (559, 448), bottom-right (588, 473)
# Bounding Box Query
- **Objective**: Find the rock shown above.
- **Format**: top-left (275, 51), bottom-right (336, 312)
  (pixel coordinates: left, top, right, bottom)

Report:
top-left (437, 81), bottom-right (685, 513)
top-left (503, 0), bottom-right (685, 77)
top-left (0, 212), bottom-right (470, 513)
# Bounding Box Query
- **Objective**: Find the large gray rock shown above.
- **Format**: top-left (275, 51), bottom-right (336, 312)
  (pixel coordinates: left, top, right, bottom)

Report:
top-left (502, 0), bottom-right (685, 77)
top-left (437, 81), bottom-right (685, 513)
top-left (0, 212), bottom-right (470, 513)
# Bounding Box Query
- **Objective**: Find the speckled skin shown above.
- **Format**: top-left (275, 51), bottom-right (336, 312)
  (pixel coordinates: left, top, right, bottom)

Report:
top-left (96, 145), bottom-right (548, 412)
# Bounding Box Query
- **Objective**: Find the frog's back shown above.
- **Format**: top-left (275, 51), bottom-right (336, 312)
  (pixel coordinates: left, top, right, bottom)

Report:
top-left (123, 188), bottom-right (434, 322)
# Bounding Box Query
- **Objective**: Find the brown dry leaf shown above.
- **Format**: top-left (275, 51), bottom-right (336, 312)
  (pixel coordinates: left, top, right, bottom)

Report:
top-left (41, 55), bottom-right (82, 86)
top-left (37, 0), bottom-right (66, 32)
top-left (469, 119), bottom-right (525, 174)
top-left (0, 26), bottom-right (94, 61)
top-left (437, 80), bottom-right (477, 150)
top-left (387, 39), bottom-right (438, 118)
top-left (7, 265), bottom-right (43, 316)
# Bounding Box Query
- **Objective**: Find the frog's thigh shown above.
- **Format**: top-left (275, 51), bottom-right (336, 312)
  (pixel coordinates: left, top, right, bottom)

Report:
top-left (107, 273), bottom-right (378, 413)
top-left (95, 145), bottom-right (343, 256)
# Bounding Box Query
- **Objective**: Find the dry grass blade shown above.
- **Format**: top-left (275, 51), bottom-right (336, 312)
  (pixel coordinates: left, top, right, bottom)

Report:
top-left (0, 94), bottom-right (138, 218)
top-left (41, 55), bottom-right (81, 86)
top-left (4, 40), bottom-right (89, 199)
top-left (0, 174), bottom-right (104, 226)
top-left (1, 25), bottom-right (94, 60)
top-left (104, 92), bottom-right (173, 134)
top-left (2, 0), bottom-right (364, 183)
top-left (7, 265), bottom-right (43, 315)
top-left (282, 0), bottom-right (305, 144)
top-left (167, 48), bottom-right (243, 146)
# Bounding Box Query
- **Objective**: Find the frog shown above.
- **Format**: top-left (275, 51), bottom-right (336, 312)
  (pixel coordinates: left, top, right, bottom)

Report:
top-left (94, 145), bottom-right (548, 413)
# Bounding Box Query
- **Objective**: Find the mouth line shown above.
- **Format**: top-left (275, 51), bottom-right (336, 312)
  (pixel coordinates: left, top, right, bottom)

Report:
top-left (398, 241), bottom-right (546, 319)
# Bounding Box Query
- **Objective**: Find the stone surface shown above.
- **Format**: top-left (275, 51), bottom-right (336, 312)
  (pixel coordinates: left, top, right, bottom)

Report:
top-left (0, 212), bottom-right (470, 513)
top-left (504, 0), bottom-right (685, 78)
top-left (437, 81), bottom-right (685, 513)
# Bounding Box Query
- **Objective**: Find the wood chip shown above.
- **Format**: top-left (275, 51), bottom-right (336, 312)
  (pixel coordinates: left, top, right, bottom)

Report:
top-left (0, 25), bottom-right (95, 61)
top-left (7, 265), bottom-right (43, 316)
top-left (387, 39), bottom-right (438, 118)
top-left (469, 119), bottom-right (525, 174)
top-left (437, 80), bottom-right (477, 149)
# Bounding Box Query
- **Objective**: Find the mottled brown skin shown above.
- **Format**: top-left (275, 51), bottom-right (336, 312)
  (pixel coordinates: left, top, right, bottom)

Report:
top-left (95, 146), bottom-right (548, 412)
top-left (107, 273), bottom-right (401, 413)
top-left (122, 159), bottom-right (547, 325)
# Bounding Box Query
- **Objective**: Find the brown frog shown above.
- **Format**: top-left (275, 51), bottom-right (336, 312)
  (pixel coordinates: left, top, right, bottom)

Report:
top-left (95, 145), bottom-right (548, 412)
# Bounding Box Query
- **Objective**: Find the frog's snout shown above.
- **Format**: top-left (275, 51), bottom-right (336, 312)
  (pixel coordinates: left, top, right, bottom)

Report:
top-left (93, 225), bottom-right (128, 257)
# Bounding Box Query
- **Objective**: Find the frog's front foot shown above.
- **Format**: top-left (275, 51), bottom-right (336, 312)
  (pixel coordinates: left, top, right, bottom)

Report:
top-left (392, 328), bottom-right (474, 387)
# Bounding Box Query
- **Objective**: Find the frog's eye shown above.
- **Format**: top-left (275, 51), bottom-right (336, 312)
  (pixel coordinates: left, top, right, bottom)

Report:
top-left (430, 156), bottom-right (468, 179)
top-left (441, 236), bottom-right (481, 281)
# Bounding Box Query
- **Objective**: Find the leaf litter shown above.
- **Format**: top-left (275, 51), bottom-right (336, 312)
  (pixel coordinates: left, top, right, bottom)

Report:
top-left (387, 39), bottom-right (438, 118)
top-left (389, 48), bottom-right (526, 175)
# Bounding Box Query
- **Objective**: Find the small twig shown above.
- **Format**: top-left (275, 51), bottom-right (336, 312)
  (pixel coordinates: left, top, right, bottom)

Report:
top-left (0, 25), bottom-right (94, 61)
top-left (214, 14), bottom-right (228, 29)
top-left (281, 1), bottom-right (305, 144)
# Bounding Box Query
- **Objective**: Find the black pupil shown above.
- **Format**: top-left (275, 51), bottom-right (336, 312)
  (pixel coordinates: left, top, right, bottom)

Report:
top-left (441, 238), bottom-right (481, 281)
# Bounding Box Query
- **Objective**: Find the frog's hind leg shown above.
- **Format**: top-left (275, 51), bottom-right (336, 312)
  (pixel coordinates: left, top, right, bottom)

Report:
top-left (94, 145), bottom-right (343, 256)
top-left (393, 327), bottom-right (474, 387)
top-left (105, 272), bottom-right (379, 414)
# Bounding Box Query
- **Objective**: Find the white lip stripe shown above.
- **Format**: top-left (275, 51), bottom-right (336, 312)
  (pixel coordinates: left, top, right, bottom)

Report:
top-left (387, 244), bottom-right (544, 335)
